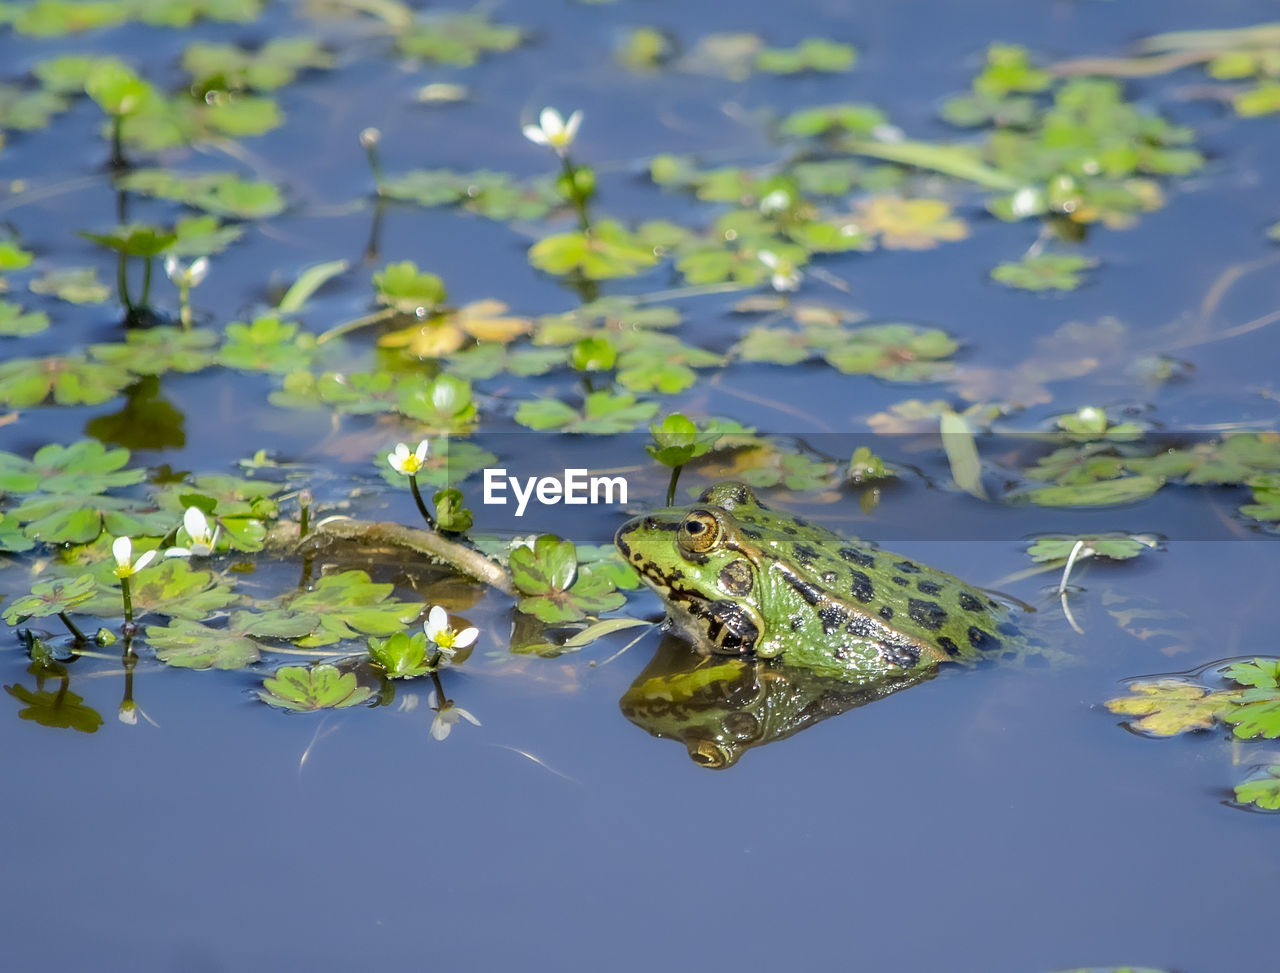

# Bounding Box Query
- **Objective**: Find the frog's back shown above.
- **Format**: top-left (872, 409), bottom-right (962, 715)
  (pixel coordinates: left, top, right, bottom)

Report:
top-left (703, 482), bottom-right (1019, 671)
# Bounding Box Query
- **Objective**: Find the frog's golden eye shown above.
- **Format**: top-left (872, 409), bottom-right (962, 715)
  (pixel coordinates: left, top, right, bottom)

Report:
top-left (677, 509), bottom-right (721, 555)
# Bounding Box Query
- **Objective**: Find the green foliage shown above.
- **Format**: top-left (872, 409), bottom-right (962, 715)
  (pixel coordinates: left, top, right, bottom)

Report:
top-left (90, 327), bottom-right (219, 375)
top-left (374, 261), bottom-right (447, 313)
top-left (432, 488), bottom-right (473, 532)
top-left (284, 571), bottom-right (420, 647)
top-left (814, 323), bottom-right (958, 381)
top-left (78, 558), bottom-right (237, 621)
top-left (380, 168), bottom-right (561, 222)
top-left (84, 60), bottom-right (153, 117)
top-left (646, 414), bottom-right (723, 468)
top-left (515, 390), bottom-right (658, 435)
top-left (529, 221), bottom-right (662, 279)
top-left (1242, 473), bottom-right (1280, 523)
top-left (991, 253), bottom-right (1097, 291)
top-left (0, 84), bottom-right (69, 132)
top-left (258, 664), bottom-right (374, 711)
top-left (1054, 405), bottom-right (1143, 441)
top-left (847, 446), bottom-right (893, 484)
top-left (1105, 678), bottom-right (1237, 737)
top-left (0, 240), bottom-right (34, 270)
top-left (28, 266), bottom-right (110, 304)
top-left (0, 354), bottom-right (133, 407)
top-left (397, 11), bottom-right (523, 65)
top-left (0, 301), bottom-right (50, 337)
top-left (147, 610), bottom-right (317, 669)
top-left (368, 631), bottom-right (438, 679)
top-left (117, 169), bottom-right (286, 219)
top-left (756, 38), bottom-right (856, 74)
top-left (81, 223), bottom-right (176, 257)
top-left (1234, 765), bottom-right (1280, 811)
top-left (2, 575), bottom-right (100, 624)
top-left (183, 37), bottom-right (333, 94)
top-left (781, 102), bottom-right (886, 138)
top-left (1026, 533), bottom-right (1158, 563)
top-left (1016, 475), bottom-right (1166, 507)
top-left (219, 316), bottom-right (317, 373)
top-left (509, 535), bottom-right (627, 623)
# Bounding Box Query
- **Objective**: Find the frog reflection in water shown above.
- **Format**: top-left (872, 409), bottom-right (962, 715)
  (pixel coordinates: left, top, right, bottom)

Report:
top-left (614, 482), bottom-right (1029, 766)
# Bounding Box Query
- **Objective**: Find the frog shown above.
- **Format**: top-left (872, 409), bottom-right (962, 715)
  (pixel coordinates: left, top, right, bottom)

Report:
top-left (614, 481), bottom-right (1023, 681)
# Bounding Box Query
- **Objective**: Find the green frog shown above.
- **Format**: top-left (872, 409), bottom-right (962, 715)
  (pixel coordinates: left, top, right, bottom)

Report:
top-left (614, 481), bottom-right (1022, 681)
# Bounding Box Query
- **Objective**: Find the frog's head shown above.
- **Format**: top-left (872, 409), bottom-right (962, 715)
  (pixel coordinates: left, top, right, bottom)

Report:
top-left (614, 482), bottom-right (768, 655)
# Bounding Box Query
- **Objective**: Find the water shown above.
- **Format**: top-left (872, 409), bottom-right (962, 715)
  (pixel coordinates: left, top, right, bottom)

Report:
top-left (2, 1), bottom-right (1278, 970)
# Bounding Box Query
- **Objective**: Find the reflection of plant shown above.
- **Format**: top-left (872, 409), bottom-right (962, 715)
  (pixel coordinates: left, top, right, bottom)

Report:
top-left (5, 663), bottom-right (103, 734)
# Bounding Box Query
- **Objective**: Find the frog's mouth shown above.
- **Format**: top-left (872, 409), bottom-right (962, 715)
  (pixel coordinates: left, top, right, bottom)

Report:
top-left (615, 519), bottom-right (763, 655)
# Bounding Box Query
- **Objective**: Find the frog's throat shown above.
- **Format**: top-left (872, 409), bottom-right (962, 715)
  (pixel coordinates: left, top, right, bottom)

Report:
top-left (724, 533), bottom-right (949, 669)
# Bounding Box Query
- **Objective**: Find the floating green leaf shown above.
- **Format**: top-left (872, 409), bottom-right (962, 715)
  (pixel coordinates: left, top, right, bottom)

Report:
top-left (90, 326), bottom-right (219, 375)
top-left (0, 301), bottom-right (50, 337)
top-left (815, 323), bottom-right (957, 381)
top-left (285, 571), bottom-right (420, 647)
top-left (183, 37), bottom-right (334, 94)
top-left (756, 38), bottom-right (856, 74)
top-left (77, 559), bottom-right (237, 622)
top-left (991, 253), bottom-right (1098, 291)
top-left (117, 169), bottom-right (286, 219)
top-left (0, 354), bottom-right (132, 407)
top-left (368, 631), bottom-right (438, 679)
top-left (514, 390), bottom-right (658, 435)
top-left (397, 11), bottom-right (523, 65)
top-left (28, 266), bottom-right (110, 304)
top-left (529, 221), bottom-right (661, 280)
top-left (2, 575), bottom-right (100, 625)
top-left (1017, 475), bottom-right (1166, 507)
top-left (1026, 533), bottom-right (1159, 563)
top-left (1234, 766), bottom-right (1280, 811)
top-left (509, 535), bottom-right (626, 623)
top-left (258, 664), bottom-right (374, 712)
top-left (219, 316), bottom-right (317, 373)
top-left (147, 610), bottom-right (318, 670)
top-left (374, 261), bottom-right (447, 313)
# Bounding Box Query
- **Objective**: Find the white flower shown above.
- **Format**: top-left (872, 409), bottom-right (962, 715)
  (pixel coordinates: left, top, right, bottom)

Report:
top-left (166, 506), bottom-right (221, 558)
top-left (759, 189), bottom-right (792, 214)
top-left (387, 439), bottom-right (430, 475)
top-left (758, 250), bottom-right (802, 292)
top-left (359, 126), bottom-right (381, 149)
top-left (112, 535), bottom-right (157, 579)
top-left (522, 107), bottom-right (582, 156)
top-left (424, 604), bottom-right (478, 662)
top-left (118, 700), bottom-right (138, 725)
top-left (164, 255), bottom-right (210, 288)
top-left (428, 689), bottom-right (480, 741)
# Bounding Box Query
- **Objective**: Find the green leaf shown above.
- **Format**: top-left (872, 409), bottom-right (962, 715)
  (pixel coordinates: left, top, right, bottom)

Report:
top-left (368, 631), bottom-right (437, 679)
top-left (277, 259), bottom-right (348, 313)
top-left (285, 570), bottom-right (420, 647)
top-left (147, 610), bottom-right (318, 670)
top-left (0, 439), bottom-right (143, 495)
top-left (940, 410), bottom-right (986, 499)
top-left (78, 559), bottom-right (237, 622)
top-left (781, 102), bottom-right (886, 138)
top-left (258, 664), bottom-right (374, 712)
top-left (183, 37), bottom-right (334, 94)
top-left (529, 221), bottom-right (660, 280)
top-left (0, 84), bottom-right (69, 132)
top-left (509, 535), bottom-right (578, 596)
top-left (2, 575), bottom-right (100, 624)
top-left (169, 214), bottom-right (242, 256)
top-left (1227, 690), bottom-right (1280, 739)
top-left (514, 390), bottom-right (658, 435)
top-left (847, 446), bottom-right (893, 485)
top-left (117, 169), bottom-right (286, 219)
top-left (374, 260), bottom-right (447, 313)
top-left (28, 266), bottom-right (110, 304)
top-left (991, 253), bottom-right (1099, 291)
top-left (646, 413), bottom-right (722, 467)
top-left (756, 38), bottom-right (856, 74)
top-left (80, 223), bottom-right (176, 257)
top-left (0, 355), bottom-right (132, 406)
top-left (815, 323), bottom-right (957, 381)
top-left (90, 326), bottom-right (219, 375)
top-left (0, 301), bottom-right (50, 337)
top-left (432, 488), bottom-right (473, 532)
top-left (1026, 533), bottom-right (1159, 563)
top-left (1017, 475), bottom-right (1166, 507)
top-left (85, 60), bottom-right (153, 117)
top-left (219, 316), bottom-right (317, 373)
top-left (397, 11), bottom-right (523, 65)
top-left (395, 374), bottom-right (477, 433)
top-left (1234, 765), bottom-right (1280, 811)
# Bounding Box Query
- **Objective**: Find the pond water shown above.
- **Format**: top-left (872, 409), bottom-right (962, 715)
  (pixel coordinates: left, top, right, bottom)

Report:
top-left (2, 0), bottom-right (1278, 970)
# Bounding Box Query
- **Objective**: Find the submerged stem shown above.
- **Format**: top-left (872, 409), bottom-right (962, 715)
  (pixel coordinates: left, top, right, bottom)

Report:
top-left (57, 611), bottom-right (88, 643)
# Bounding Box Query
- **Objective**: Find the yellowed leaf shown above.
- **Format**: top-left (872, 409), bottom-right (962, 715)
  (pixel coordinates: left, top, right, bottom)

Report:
top-left (1104, 678), bottom-right (1240, 737)
top-left (855, 196), bottom-right (968, 250)
top-left (457, 299), bottom-right (530, 343)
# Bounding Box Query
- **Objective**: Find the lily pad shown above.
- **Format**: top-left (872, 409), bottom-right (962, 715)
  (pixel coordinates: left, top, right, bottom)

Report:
top-left (514, 390), bottom-right (658, 435)
top-left (1104, 678), bottom-right (1238, 737)
top-left (147, 610), bottom-right (318, 670)
top-left (258, 664), bottom-right (374, 712)
top-left (991, 253), bottom-right (1098, 291)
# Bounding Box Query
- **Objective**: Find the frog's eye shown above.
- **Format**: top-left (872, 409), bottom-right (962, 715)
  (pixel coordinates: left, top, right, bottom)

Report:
top-left (677, 509), bottom-right (722, 555)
